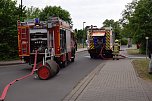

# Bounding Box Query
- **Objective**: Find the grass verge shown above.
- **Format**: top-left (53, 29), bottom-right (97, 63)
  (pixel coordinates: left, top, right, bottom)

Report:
top-left (126, 49), bottom-right (140, 55)
top-left (132, 59), bottom-right (152, 80)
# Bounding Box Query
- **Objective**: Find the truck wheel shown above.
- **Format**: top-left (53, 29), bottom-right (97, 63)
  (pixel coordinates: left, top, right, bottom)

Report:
top-left (93, 54), bottom-right (98, 59)
top-left (90, 54), bottom-right (94, 58)
top-left (37, 65), bottom-right (51, 80)
top-left (60, 61), bottom-right (66, 68)
top-left (71, 58), bottom-right (75, 62)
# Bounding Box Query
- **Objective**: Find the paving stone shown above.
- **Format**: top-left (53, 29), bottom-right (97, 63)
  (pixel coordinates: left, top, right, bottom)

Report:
top-left (75, 59), bottom-right (149, 101)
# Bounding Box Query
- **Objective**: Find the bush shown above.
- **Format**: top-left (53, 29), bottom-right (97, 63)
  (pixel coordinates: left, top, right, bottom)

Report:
top-left (121, 38), bottom-right (128, 45)
top-left (0, 43), bottom-right (18, 61)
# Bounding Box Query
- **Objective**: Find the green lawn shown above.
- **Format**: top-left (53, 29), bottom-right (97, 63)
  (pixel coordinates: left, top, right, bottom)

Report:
top-left (127, 48), bottom-right (152, 80)
top-left (132, 59), bottom-right (152, 80)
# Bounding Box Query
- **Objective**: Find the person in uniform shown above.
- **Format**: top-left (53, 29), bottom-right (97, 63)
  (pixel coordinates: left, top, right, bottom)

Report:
top-left (112, 39), bottom-right (120, 60)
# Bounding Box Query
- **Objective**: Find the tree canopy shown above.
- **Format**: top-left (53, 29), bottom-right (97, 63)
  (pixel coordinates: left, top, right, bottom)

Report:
top-left (120, 0), bottom-right (152, 52)
top-left (26, 6), bottom-right (41, 19)
top-left (0, 0), bottom-right (21, 60)
top-left (39, 6), bottom-right (72, 24)
top-left (103, 19), bottom-right (121, 39)
top-left (0, 1), bottom-right (72, 60)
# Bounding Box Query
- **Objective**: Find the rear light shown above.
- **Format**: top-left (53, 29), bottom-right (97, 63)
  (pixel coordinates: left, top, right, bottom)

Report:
top-left (57, 47), bottom-right (60, 53)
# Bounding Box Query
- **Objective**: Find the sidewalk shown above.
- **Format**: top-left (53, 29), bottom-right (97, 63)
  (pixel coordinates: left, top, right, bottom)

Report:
top-left (0, 48), bottom-right (87, 66)
top-left (63, 48), bottom-right (152, 101)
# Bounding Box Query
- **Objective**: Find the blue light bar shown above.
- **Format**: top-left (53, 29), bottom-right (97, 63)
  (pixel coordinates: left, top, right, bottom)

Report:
top-left (35, 18), bottom-right (39, 24)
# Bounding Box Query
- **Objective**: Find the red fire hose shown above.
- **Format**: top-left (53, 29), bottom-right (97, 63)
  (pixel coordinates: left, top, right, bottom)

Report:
top-left (0, 50), bottom-right (38, 101)
top-left (100, 44), bottom-right (113, 60)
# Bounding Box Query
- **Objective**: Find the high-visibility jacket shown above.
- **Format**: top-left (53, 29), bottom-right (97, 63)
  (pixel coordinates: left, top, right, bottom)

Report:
top-left (113, 43), bottom-right (120, 53)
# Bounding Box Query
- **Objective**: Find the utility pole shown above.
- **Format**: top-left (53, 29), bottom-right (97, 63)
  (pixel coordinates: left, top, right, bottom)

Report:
top-left (21, 0), bottom-right (22, 21)
top-left (83, 22), bottom-right (86, 48)
top-left (146, 37), bottom-right (149, 59)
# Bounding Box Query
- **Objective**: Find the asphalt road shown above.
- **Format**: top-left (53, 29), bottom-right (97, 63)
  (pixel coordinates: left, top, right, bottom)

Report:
top-left (0, 51), bottom-right (103, 101)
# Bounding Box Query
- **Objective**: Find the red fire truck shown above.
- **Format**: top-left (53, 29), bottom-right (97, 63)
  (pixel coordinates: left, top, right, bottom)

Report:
top-left (17, 17), bottom-right (76, 79)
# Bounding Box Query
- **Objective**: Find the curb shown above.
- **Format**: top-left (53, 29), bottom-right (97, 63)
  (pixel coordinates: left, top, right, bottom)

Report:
top-left (128, 57), bottom-right (147, 59)
top-left (76, 49), bottom-right (87, 53)
top-left (0, 61), bottom-right (24, 66)
top-left (62, 62), bottom-right (105, 101)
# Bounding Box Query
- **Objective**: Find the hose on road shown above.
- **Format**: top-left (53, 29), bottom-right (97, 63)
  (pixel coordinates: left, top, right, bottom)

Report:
top-left (0, 50), bottom-right (38, 101)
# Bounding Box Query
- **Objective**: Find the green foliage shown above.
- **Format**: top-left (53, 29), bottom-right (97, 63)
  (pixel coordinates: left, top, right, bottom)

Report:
top-left (0, 0), bottom-right (21, 60)
top-left (39, 6), bottom-right (72, 24)
top-left (121, 38), bottom-right (128, 45)
top-left (120, 0), bottom-right (152, 53)
top-left (120, 0), bottom-right (138, 26)
top-left (73, 28), bottom-right (88, 45)
top-left (0, 2), bottom-right (72, 60)
top-left (119, 0), bottom-right (138, 41)
top-left (76, 29), bottom-right (84, 43)
top-left (26, 6), bottom-right (41, 19)
top-left (103, 19), bottom-right (121, 39)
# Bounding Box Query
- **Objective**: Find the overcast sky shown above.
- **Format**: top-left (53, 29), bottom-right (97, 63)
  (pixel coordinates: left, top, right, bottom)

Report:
top-left (16, 0), bottom-right (133, 29)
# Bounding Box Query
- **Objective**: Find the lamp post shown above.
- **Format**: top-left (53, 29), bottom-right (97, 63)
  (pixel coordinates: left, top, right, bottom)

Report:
top-left (146, 37), bottom-right (149, 59)
top-left (83, 22), bottom-right (86, 48)
top-left (20, 0), bottom-right (22, 21)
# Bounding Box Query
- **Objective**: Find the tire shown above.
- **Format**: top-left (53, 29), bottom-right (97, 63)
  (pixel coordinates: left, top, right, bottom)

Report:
top-left (90, 54), bottom-right (94, 58)
top-left (60, 61), bottom-right (66, 68)
top-left (93, 54), bottom-right (98, 59)
top-left (71, 58), bottom-right (75, 62)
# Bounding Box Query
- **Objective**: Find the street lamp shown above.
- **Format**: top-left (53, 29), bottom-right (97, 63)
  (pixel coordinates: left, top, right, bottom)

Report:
top-left (146, 37), bottom-right (149, 59)
top-left (83, 22), bottom-right (86, 48)
top-left (20, 0), bottom-right (23, 21)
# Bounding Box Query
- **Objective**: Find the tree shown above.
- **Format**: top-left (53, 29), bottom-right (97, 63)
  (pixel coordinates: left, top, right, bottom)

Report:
top-left (132, 0), bottom-right (152, 52)
top-left (120, 0), bottom-right (138, 26)
top-left (0, 0), bottom-right (24, 60)
top-left (119, 0), bottom-right (138, 38)
top-left (120, 0), bottom-right (152, 53)
top-left (103, 19), bottom-right (121, 39)
top-left (26, 6), bottom-right (41, 19)
top-left (0, 2), bottom-right (72, 60)
top-left (39, 6), bottom-right (72, 24)
top-left (76, 29), bottom-right (84, 43)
